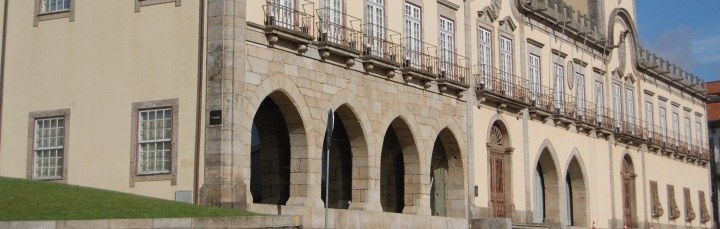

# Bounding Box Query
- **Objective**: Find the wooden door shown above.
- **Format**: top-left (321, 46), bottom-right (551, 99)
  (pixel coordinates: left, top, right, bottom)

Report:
top-left (490, 149), bottom-right (506, 218)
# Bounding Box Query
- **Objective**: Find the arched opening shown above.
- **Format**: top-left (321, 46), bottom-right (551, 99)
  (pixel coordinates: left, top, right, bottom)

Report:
top-left (534, 148), bottom-right (560, 223)
top-left (621, 154), bottom-right (637, 228)
top-left (565, 156), bottom-right (587, 226)
top-left (321, 105), bottom-right (367, 209)
top-left (487, 121), bottom-right (512, 218)
top-left (380, 127), bottom-right (404, 213)
top-left (250, 95), bottom-right (299, 205)
top-left (430, 128), bottom-right (465, 218)
top-left (380, 117), bottom-right (418, 213)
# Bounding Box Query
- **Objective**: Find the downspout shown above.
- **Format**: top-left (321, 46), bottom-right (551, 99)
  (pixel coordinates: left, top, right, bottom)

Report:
top-left (193, 0), bottom-right (206, 205)
top-left (0, 0), bottom-right (9, 161)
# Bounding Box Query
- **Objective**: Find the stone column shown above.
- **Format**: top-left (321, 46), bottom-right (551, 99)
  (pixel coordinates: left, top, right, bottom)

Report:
top-left (200, 0), bottom-right (249, 208)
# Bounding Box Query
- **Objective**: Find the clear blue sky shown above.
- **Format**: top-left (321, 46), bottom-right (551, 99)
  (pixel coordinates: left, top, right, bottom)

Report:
top-left (636, 0), bottom-right (720, 82)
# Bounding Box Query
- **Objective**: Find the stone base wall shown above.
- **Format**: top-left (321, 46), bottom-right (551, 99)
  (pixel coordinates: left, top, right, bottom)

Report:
top-left (0, 216), bottom-right (302, 229)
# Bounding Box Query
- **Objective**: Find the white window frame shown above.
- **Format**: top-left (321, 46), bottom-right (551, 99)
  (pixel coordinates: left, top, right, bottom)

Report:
top-left (439, 17), bottom-right (455, 73)
top-left (595, 81), bottom-right (604, 121)
top-left (137, 108), bottom-right (174, 175)
top-left (366, 0), bottom-right (385, 53)
top-left (645, 101), bottom-right (654, 134)
top-left (479, 28), bottom-right (492, 88)
top-left (672, 112), bottom-right (680, 147)
top-left (659, 107), bottom-right (667, 141)
top-left (625, 88), bottom-right (635, 126)
top-left (684, 117), bottom-right (692, 150)
top-left (33, 117), bottom-right (66, 180)
top-left (554, 64), bottom-right (565, 112)
top-left (695, 120), bottom-right (702, 148)
top-left (529, 54), bottom-right (541, 103)
top-left (40, 0), bottom-right (71, 14)
top-left (403, 2), bottom-right (422, 67)
top-left (576, 72), bottom-right (586, 117)
top-left (613, 83), bottom-right (622, 128)
top-left (320, 0), bottom-right (344, 43)
top-left (269, 0), bottom-right (296, 30)
top-left (500, 36), bottom-right (513, 95)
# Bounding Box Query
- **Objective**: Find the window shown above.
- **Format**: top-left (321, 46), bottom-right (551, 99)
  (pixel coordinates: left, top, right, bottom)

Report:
top-left (684, 187), bottom-right (696, 221)
top-left (41, 0), bottom-right (70, 13)
top-left (625, 88), bottom-right (635, 125)
top-left (479, 28), bottom-right (492, 87)
top-left (695, 121), bottom-right (702, 148)
top-left (34, 0), bottom-right (74, 26)
top-left (138, 108), bottom-right (173, 174)
top-left (646, 102), bottom-right (654, 133)
top-left (672, 112), bottom-right (680, 147)
top-left (576, 72), bottom-right (585, 117)
top-left (613, 83), bottom-right (622, 128)
top-left (439, 17), bottom-right (455, 74)
top-left (403, 3), bottom-right (421, 68)
top-left (595, 81), bottom-right (604, 121)
top-left (319, 0), bottom-right (344, 42)
top-left (135, 0), bottom-right (181, 12)
top-left (554, 64), bottom-right (565, 112)
top-left (33, 117), bottom-right (65, 179)
top-left (268, 0), bottom-right (296, 30)
top-left (650, 181), bottom-right (663, 218)
top-left (500, 37), bottom-right (513, 95)
top-left (659, 107), bottom-right (667, 142)
top-left (27, 109), bottom-right (70, 181)
top-left (529, 54), bottom-right (541, 102)
top-left (366, 0), bottom-right (385, 52)
top-left (684, 117), bottom-right (692, 150)
top-left (130, 99), bottom-right (179, 187)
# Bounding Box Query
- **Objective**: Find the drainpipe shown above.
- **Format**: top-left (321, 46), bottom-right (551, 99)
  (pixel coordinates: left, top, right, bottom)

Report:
top-left (193, 0), bottom-right (206, 205)
top-left (0, 0), bottom-right (9, 160)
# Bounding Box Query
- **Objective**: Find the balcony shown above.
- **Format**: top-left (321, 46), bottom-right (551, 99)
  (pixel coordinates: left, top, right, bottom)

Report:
top-left (437, 50), bottom-right (470, 96)
top-left (646, 126), bottom-right (665, 151)
top-left (316, 7), bottom-right (363, 66)
top-left (263, 1), bottom-right (315, 52)
top-left (400, 38), bottom-right (439, 87)
top-left (475, 64), bottom-right (531, 110)
top-left (615, 115), bottom-right (646, 146)
top-left (360, 24), bottom-right (401, 77)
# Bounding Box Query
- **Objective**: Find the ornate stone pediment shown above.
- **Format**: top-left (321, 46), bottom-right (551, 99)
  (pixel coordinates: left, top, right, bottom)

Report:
top-left (498, 16), bottom-right (517, 32)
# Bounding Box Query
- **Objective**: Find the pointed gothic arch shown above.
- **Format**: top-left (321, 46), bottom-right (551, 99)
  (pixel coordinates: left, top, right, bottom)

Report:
top-left (430, 128), bottom-right (465, 218)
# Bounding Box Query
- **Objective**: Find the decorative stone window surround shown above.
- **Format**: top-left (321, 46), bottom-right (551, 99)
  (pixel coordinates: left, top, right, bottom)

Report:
top-left (33, 0), bottom-right (75, 27)
top-left (129, 98), bottom-right (179, 187)
top-left (26, 108), bottom-right (71, 183)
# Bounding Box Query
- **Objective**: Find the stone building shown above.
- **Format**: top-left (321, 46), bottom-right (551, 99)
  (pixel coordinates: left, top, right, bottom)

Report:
top-left (707, 80), bottom-right (720, 225)
top-left (0, 0), bottom-right (712, 228)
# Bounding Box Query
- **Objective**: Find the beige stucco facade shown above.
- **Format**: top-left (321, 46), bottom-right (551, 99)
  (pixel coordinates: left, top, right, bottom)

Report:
top-left (0, 0), bottom-right (712, 228)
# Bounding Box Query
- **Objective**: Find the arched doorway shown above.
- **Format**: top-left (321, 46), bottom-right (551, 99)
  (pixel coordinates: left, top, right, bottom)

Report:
top-left (565, 156), bottom-right (587, 226)
top-left (321, 105), bottom-right (367, 209)
top-left (534, 148), bottom-right (560, 223)
top-left (621, 155), bottom-right (637, 228)
top-left (380, 117), bottom-right (418, 213)
top-left (488, 122), bottom-right (512, 218)
top-left (250, 94), bottom-right (301, 205)
top-left (430, 128), bottom-right (465, 217)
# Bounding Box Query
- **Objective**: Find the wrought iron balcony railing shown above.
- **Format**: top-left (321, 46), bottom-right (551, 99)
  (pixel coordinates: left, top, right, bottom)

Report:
top-left (618, 115), bottom-right (645, 139)
top-left (316, 7), bottom-right (362, 54)
top-left (438, 50), bottom-right (469, 85)
top-left (647, 125), bottom-right (665, 147)
top-left (361, 23), bottom-right (401, 66)
top-left (264, 1), bottom-right (314, 37)
top-left (401, 37), bottom-right (439, 76)
top-left (475, 64), bottom-right (530, 103)
top-left (596, 107), bottom-right (615, 130)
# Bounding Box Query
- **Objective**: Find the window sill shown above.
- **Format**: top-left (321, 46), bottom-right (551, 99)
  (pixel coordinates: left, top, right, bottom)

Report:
top-left (135, 0), bottom-right (181, 12)
top-left (132, 173), bottom-right (174, 183)
top-left (34, 10), bottom-right (73, 27)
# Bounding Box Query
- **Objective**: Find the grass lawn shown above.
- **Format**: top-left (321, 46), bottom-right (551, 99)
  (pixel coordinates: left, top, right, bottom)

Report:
top-left (0, 177), bottom-right (258, 221)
